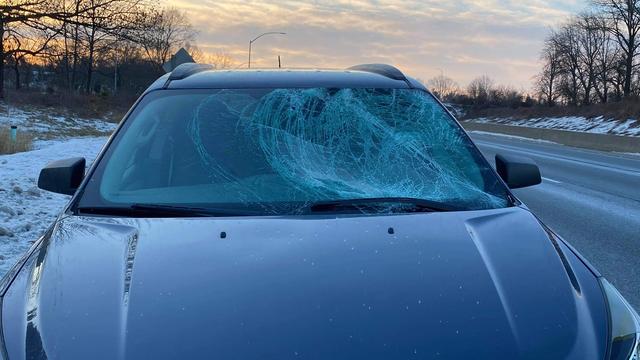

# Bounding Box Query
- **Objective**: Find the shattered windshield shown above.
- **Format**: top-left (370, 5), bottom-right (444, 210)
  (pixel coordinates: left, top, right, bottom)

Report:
top-left (77, 88), bottom-right (510, 215)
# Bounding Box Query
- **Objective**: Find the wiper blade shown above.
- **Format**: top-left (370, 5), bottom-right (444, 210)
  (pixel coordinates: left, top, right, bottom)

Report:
top-left (130, 203), bottom-right (225, 216)
top-left (76, 204), bottom-right (246, 217)
top-left (308, 197), bottom-right (457, 213)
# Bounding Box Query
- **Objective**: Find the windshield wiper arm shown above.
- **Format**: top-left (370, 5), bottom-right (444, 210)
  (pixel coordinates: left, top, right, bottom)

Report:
top-left (130, 203), bottom-right (226, 216)
top-left (308, 197), bottom-right (457, 213)
top-left (76, 204), bottom-right (246, 217)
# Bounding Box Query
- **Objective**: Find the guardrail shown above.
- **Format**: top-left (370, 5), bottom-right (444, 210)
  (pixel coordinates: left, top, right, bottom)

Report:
top-left (461, 121), bottom-right (640, 153)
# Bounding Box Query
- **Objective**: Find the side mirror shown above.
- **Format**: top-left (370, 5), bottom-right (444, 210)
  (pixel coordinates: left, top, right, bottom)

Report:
top-left (37, 157), bottom-right (86, 195)
top-left (495, 154), bottom-right (541, 189)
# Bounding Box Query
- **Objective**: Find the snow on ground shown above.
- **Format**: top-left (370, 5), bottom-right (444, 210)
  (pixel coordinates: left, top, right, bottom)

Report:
top-left (0, 137), bottom-right (108, 276)
top-left (469, 116), bottom-right (640, 137)
top-left (0, 104), bottom-right (117, 139)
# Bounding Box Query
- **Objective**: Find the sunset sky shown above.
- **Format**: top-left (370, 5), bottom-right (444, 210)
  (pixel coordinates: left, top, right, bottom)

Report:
top-left (165, 0), bottom-right (586, 89)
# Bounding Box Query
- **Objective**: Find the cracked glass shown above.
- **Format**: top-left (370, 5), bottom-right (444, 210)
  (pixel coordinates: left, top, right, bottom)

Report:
top-left (78, 88), bottom-right (510, 214)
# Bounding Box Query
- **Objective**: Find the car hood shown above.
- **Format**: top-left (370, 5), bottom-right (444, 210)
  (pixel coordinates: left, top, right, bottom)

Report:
top-left (2, 206), bottom-right (608, 359)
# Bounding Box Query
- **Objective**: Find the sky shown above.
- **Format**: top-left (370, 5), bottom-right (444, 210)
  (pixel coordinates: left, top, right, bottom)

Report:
top-left (165, 0), bottom-right (586, 90)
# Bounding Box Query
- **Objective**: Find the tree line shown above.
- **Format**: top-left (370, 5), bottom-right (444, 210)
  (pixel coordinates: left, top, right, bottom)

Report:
top-left (535, 0), bottom-right (640, 107)
top-left (425, 0), bottom-right (640, 113)
top-left (0, 0), bottom-right (232, 99)
top-left (426, 74), bottom-right (534, 109)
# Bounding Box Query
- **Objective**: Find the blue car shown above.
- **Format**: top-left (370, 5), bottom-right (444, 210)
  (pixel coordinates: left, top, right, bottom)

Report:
top-left (0, 64), bottom-right (638, 359)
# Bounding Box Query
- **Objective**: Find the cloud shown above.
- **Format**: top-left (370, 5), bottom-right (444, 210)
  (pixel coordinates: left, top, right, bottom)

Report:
top-left (165, 0), bottom-right (584, 88)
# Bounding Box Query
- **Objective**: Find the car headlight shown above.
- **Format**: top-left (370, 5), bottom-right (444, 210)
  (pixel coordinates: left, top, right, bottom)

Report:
top-left (602, 279), bottom-right (639, 360)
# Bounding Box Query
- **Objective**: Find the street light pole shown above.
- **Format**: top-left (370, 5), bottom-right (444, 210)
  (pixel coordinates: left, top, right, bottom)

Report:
top-left (248, 32), bottom-right (286, 69)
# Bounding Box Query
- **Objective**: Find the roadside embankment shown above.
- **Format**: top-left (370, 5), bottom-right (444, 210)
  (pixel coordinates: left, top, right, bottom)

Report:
top-left (461, 121), bottom-right (640, 153)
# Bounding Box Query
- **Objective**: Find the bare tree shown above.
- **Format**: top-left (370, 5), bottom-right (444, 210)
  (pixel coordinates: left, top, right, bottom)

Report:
top-left (551, 22), bottom-right (582, 105)
top-left (590, 14), bottom-right (620, 102)
top-left (0, 0), bottom-right (63, 98)
top-left (426, 74), bottom-right (459, 100)
top-left (136, 8), bottom-right (196, 71)
top-left (79, 0), bottom-right (146, 92)
top-left (536, 34), bottom-right (563, 106)
top-left (467, 75), bottom-right (494, 105)
top-left (0, 0), bottom-right (128, 97)
top-left (208, 52), bottom-right (235, 69)
top-left (59, 0), bottom-right (83, 90)
top-left (537, 9), bottom-right (633, 106)
top-left (4, 22), bottom-right (57, 89)
top-left (594, 0), bottom-right (640, 97)
top-left (490, 85), bottom-right (523, 107)
top-left (574, 13), bottom-right (607, 105)
top-left (186, 43), bottom-right (236, 70)
top-left (0, 0), bottom-right (213, 98)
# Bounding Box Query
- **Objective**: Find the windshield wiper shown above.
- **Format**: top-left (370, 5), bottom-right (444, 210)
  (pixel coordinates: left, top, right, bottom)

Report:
top-left (76, 203), bottom-right (247, 217)
top-left (308, 197), bottom-right (458, 213)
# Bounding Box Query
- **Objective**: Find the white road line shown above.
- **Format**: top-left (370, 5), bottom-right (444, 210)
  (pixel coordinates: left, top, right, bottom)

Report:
top-left (542, 177), bottom-right (562, 184)
top-left (475, 140), bottom-right (640, 176)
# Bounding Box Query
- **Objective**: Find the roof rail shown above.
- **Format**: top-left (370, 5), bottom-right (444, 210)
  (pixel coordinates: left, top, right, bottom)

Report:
top-left (163, 63), bottom-right (213, 88)
top-left (347, 64), bottom-right (407, 81)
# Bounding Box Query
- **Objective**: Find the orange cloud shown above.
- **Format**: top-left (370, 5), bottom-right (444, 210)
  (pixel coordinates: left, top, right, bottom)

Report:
top-left (164, 0), bottom-right (581, 88)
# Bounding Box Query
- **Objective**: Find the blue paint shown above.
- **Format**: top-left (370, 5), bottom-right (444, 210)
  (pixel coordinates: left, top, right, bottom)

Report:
top-left (0, 209), bottom-right (610, 359)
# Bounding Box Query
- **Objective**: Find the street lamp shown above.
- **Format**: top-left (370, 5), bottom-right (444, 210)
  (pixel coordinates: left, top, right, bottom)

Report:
top-left (248, 32), bottom-right (286, 69)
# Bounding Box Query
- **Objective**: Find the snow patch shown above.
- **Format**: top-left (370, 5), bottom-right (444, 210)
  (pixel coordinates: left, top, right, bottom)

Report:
top-left (0, 104), bottom-right (117, 139)
top-left (0, 137), bottom-right (108, 276)
top-left (470, 116), bottom-right (640, 137)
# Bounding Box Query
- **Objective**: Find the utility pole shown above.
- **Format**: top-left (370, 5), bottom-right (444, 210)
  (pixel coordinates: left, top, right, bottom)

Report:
top-left (248, 32), bottom-right (286, 68)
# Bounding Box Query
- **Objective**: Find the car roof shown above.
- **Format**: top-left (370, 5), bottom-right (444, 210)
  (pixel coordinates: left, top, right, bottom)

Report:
top-left (144, 63), bottom-right (427, 94)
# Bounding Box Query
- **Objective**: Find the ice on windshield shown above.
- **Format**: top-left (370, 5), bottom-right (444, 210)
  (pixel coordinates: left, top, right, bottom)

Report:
top-left (182, 88), bottom-right (508, 209)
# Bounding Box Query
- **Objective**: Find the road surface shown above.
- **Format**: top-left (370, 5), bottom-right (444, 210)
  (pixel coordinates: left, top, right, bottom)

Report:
top-left (470, 132), bottom-right (640, 309)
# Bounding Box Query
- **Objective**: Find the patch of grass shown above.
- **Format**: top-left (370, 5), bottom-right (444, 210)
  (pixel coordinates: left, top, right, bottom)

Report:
top-left (56, 127), bottom-right (112, 138)
top-left (2, 89), bottom-right (136, 123)
top-left (0, 127), bottom-right (33, 154)
top-left (10, 111), bottom-right (115, 140)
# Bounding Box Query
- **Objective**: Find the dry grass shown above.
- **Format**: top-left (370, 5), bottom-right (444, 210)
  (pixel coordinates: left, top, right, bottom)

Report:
top-left (2, 89), bottom-right (137, 123)
top-left (0, 127), bottom-right (33, 154)
top-left (464, 98), bottom-right (640, 122)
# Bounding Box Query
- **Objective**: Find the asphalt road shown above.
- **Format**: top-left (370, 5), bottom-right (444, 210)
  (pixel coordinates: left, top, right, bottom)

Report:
top-left (470, 132), bottom-right (640, 310)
